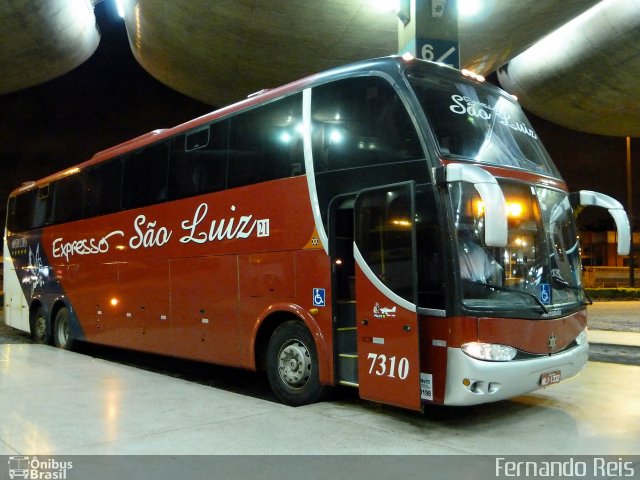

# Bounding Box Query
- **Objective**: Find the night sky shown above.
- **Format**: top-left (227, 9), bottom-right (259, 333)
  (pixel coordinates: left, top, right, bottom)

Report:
top-left (0, 2), bottom-right (637, 231)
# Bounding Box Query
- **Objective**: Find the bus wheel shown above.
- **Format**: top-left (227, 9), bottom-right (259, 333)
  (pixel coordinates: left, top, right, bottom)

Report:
top-left (31, 306), bottom-right (51, 345)
top-left (266, 321), bottom-right (325, 406)
top-left (53, 307), bottom-right (74, 350)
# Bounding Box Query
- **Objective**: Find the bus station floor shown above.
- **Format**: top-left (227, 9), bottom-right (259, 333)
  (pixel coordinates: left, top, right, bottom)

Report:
top-left (589, 329), bottom-right (640, 347)
top-left (1, 339), bottom-right (639, 456)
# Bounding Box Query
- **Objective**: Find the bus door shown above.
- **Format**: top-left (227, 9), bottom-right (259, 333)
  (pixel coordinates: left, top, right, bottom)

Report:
top-left (353, 182), bottom-right (422, 411)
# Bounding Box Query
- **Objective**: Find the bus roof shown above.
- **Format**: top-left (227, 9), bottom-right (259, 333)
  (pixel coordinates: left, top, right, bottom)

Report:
top-left (9, 56), bottom-right (459, 197)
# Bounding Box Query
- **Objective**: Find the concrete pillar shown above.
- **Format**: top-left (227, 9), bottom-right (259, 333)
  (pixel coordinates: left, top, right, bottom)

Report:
top-left (397, 0), bottom-right (459, 69)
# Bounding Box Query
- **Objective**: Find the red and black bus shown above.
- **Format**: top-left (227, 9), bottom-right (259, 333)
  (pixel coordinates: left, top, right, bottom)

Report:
top-left (3, 56), bottom-right (630, 410)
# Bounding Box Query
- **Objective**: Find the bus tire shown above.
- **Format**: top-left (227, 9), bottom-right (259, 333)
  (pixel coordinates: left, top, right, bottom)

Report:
top-left (31, 306), bottom-right (51, 345)
top-left (53, 307), bottom-right (75, 350)
top-left (266, 320), bottom-right (325, 406)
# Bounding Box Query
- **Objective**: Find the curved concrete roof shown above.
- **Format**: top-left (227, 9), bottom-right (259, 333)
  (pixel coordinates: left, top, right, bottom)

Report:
top-left (1, 0), bottom-right (638, 137)
top-left (0, 0), bottom-right (99, 95)
top-left (498, 0), bottom-right (640, 136)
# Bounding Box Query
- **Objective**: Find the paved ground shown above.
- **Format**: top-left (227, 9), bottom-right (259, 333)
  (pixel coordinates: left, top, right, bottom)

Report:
top-left (1, 343), bottom-right (639, 457)
top-left (585, 301), bottom-right (640, 365)
top-left (587, 301), bottom-right (640, 332)
top-left (0, 310), bottom-right (30, 344)
top-left (1, 303), bottom-right (638, 473)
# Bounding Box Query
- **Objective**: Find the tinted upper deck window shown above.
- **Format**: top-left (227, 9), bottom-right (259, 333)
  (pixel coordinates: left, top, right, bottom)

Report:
top-left (169, 121), bottom-right (229, 200)
top-left (311, 76), bottom-right (422, 173)
top-left (47, 174), bottom-right (85, 224)
top-left (86, 159), bottom-right (123, 217)
top-left (123, 142), bottom-right (169, 210)
top-left (227, 93), bottom-right (304, 188)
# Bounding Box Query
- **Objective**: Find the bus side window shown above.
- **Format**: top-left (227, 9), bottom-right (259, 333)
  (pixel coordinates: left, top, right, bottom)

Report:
top-left (7, 196), bottom-right (16, 219)
top-left (168, 121), bottom-right (229, 200)
top-left (47, 173), bottom-right (85, 225)
top-left (32, 185), bottom-right (48, 229)
top-left (123, 142), bottom-right (170, 210)
top-left (86, 159), bottom-right (123, 217)
top-left (311, 76), bottom-right (422, 173)
top-left (310, 76), bottom-right (426, 229)
top-left (6, 196), bottom-right (16, 232)
top-left (10, 189), bottom-right (38, 232)
top-left (227, 92), bottom-right (304, 188)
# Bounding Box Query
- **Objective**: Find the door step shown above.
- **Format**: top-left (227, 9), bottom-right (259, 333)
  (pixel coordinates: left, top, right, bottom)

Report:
top-left (337, 352), bottom-right (358, 386)
top-left (336, 326), bottom-right (357, 353)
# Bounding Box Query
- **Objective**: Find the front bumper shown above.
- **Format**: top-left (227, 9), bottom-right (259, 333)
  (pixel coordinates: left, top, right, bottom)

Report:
top-left (443, 341), bottom-right (589, 406)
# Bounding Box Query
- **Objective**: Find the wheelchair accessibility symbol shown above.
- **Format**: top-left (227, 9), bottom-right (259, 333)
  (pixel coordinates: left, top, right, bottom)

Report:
top-left (313, 288), bottom-right (326, 307)
top-left (539, 283), bottom-right (551, 305)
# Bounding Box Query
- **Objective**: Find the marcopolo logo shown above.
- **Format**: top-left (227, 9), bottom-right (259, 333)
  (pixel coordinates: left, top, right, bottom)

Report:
top-left (7, 456), bottom-right (73, 480)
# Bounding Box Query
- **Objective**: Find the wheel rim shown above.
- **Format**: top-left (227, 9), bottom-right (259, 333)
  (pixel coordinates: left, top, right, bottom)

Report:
top-left (277, 339), bottom-right (312, 389)
top-left (34, 314), bottom-right (47, 342)
top-left (56, 314), bottom-right (69, 347)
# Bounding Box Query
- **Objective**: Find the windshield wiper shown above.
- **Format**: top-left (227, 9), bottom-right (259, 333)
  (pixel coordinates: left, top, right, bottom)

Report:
top-left (551, 270), bottom-right (593, 305)
top-left (469, 281), bottom-right (549, 314)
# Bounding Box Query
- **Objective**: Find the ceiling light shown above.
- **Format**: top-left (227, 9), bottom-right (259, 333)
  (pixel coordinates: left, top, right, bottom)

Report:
top-left (371, 0), bottom-right (400, 13)
top-left (458, 0), bottom-right (482, 17)
top-left (115, 0), bottom-right (125, 18)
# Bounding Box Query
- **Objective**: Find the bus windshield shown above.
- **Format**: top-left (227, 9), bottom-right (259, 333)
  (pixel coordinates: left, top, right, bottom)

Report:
top-left (406, 70), bottom-right (560, 178)
top-left (451, 180), bottom-right (584, 314)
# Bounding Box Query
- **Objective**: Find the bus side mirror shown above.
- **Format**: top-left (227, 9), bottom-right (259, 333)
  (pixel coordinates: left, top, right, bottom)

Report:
top-left (570, 190), bottom-right (631, 256)
top-left (438, 164), bottom-right (508, 247)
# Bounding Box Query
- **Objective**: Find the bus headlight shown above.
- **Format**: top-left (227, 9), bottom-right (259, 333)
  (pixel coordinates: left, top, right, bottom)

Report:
top-left (461, 342), bottom-right (517, 361)
top-left (575, 328), bottom-right (588, 346)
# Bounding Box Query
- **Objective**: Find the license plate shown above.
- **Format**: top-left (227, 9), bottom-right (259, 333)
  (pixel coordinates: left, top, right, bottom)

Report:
top-left (540, 370), bottom-right (561, 386)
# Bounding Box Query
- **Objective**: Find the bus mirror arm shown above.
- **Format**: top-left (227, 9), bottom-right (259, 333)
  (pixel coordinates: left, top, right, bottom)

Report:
top-left (436, 165), bottom-right (508, 248)
top-left (570, 191), bottom-right (631, 256)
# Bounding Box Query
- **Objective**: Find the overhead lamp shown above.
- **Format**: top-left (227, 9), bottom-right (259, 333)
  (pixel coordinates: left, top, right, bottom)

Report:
top-left (458, 0), bottom-right (482, 17)
top-left (115, 0), bottom-right (125, 18)
top-left (371, 0), bottom-right (399, 12)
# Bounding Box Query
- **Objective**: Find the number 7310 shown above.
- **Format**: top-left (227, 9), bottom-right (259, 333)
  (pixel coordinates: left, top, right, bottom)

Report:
top-left (367, 353), bottom-right (410, 380)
